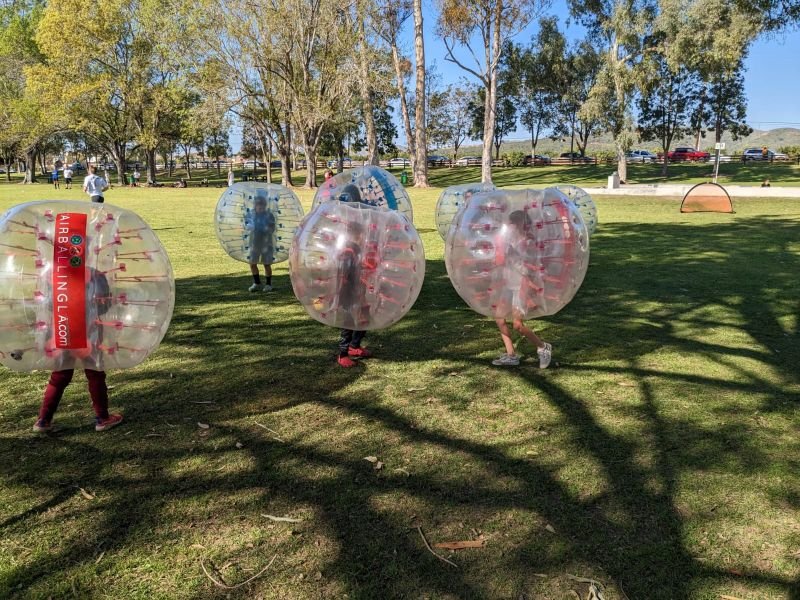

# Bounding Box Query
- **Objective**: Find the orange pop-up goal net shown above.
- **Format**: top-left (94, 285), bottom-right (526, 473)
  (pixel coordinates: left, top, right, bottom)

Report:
top-left (680, 182), bottom-right (734, 213)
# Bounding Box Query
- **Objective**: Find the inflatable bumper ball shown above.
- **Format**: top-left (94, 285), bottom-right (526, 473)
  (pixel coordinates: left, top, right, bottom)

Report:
top-left (289, 201), bottom-right (425, 330)
top-left (552, 184), bottom-right (597, 235)
top-left (445, 188), bottom-right (589, 320)
top-left (311, 165), bottom-right (413, 223)
top-left (215, 182), bottom-right (304, 264)
top-left (434, 182), bottom-right (496, 240)
top-left (0, 201), bottom-right (175, 371)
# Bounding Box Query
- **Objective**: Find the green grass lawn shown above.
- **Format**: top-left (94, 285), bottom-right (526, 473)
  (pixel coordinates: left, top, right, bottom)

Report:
top-left (0, 184), bottom-right (799, 599)
top-left (3, 158), bottom-right (800, 189)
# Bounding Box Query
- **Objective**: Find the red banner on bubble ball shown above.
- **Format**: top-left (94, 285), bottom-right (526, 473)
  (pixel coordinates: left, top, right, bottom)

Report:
top-left (52, 213), bottom-right (88, 349)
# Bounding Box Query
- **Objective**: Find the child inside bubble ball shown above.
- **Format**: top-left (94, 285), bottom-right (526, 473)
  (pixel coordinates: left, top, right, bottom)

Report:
top-left (32, 269), bottom-right (123, 433)
top-left (245, 190), bottom-right (277, 292)
top-left (335, 184), bottom-right (376, 368)
top-left (491, 210), bottom-right (552, 368)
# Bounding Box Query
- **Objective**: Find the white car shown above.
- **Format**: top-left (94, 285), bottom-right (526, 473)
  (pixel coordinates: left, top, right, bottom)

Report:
top-left (388, 157), bottom-right (411, 167)
top-left (454, 155), bottom-right (482, 166)
top-left (626, 150), bottom-right (658, 163)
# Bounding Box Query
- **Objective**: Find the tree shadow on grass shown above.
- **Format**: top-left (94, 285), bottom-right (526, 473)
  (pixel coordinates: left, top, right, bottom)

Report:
top-left (1, 215), bottom-right (799, 598)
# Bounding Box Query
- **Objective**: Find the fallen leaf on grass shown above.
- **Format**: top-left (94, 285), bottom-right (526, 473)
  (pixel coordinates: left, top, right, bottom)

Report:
top-left (545, 524), bottom-right (556, 533)
top-left (433, 540), bottom-right (486, 550)
top-left (407, 387), bottom-right (427, 392)
top-left (197, 422), bottom-right (210, 429)
top-left (94, 551), bottom-right (105, 564)
top-left (364, 456), bottom-right (378, 463)
top-left (720, 596), bottom-right (744, 600)
top-left (78, 488), bottom-right (95, 500)
top-left (235, 442), bottom-right (244, 449)
top-left (617, 381), bottom-right (635, 387)
top-left (394, 468), bottom-right (410, 477)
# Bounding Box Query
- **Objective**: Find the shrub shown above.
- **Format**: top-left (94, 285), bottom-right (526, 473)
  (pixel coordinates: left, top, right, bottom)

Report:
top-left (504, 151), bottom-right (527, 167)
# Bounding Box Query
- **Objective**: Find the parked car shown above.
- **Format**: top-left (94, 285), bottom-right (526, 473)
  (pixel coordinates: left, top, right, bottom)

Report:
top-left (523, 154), bottom-right (551, 166)
top-left (558, 152), bottom-right (594, 163)
top-left (668, 147), bottom-right (710, 162)
top-left (242, 160), bottom-right (266, 168)
top-left (626, 150), bottom-right (658, 163)
top-left (388, 157), bottom-right (411, 167)
top-left (743, 148), bottom-right (791, 162)
top-left (454, 155), bottom-right (482, 166)
top-left (427, 154), bottom-right (448, 166)
top-left (270, 160), bottom-right (282, 168)
top-left (327, 157), bottom-right (353, 168)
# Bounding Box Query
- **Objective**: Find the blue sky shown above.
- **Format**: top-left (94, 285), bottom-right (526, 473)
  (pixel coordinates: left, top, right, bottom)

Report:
top-left (232, 2), bottom-right (800, 152)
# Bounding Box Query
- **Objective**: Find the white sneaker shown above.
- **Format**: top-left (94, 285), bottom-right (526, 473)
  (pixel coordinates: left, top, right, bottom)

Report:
top-left (537, 343), bottom-right (552, 369)
top-left (492, 353), bottom-right (520, 366)
top-left (248, 283), bottom-right (260, 292)
top-left (262, 284), bottom-right (273, 292)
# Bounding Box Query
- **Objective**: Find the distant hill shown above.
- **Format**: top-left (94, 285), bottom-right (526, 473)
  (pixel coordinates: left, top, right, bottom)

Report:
top-left (435, 127), bottom-right (800, 157)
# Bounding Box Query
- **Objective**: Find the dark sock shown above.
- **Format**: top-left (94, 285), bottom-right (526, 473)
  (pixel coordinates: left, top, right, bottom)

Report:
top-left (252, 273), bottom-right (261, 285)
top-left (266, 276), bottom-right (272, 285)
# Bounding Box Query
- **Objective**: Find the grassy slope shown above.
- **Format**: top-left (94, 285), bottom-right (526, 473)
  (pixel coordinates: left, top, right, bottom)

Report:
top-left (0, 183), bottom-right (798, 600)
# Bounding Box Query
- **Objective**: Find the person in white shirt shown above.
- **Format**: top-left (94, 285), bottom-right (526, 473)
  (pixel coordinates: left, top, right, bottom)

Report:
top-left (133, 169), bottom-right (141, 186)
top-left (83, 165), bottom-right (109, 203)
top-left (227, 167), bottom-right (235, 187)
top-left (63, 166), bottom-right (74, 189)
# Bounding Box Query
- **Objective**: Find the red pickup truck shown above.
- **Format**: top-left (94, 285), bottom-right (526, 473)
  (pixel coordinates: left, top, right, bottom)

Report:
top-left (667, 147), bottom-right (710, 162)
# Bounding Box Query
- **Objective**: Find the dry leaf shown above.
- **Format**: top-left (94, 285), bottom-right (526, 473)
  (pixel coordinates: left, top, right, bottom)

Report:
top-left (373, 461), bottom-right (384, 470)
top-left (364, 456), bottom-right (378, 463)
top-left (720, 596), bottom-right (744, 600)
top-left (394, 468), bottom-right (411, 477)
top-left (235, 442), bottom-right (244, 449)
top-left (406, 387), bottom-right (427, 392)
top-left (617, 381), bottom-right (635, 387)
top-left (433, 540), bottom-right (486, 550)
top-left (197, 422), bottom-right (210, 429)
top-left (545, 524), bottom-right (556, 533)
top-left (78, 488), bottom-right (95, 500)
top-left (94, 551), bottom-right (105, 564)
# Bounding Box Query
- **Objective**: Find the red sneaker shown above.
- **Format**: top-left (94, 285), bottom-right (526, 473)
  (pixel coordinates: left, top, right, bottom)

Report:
top-left (337, 355), bottom-right (358, 368)
top-left (95, 413), bottom-right (123, 432)
top-left (347, 346), bottom-right (373, 359)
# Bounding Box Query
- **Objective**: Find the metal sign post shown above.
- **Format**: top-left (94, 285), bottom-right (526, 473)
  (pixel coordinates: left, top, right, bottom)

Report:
top-left (713, 142), bottom-right (725, 183)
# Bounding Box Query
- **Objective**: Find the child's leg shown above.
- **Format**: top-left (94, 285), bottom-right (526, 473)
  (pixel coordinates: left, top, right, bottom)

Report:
top-left (338, 329), bottom-right (354, 356)
top-left (350, 330), bottom-right (366, 348)
top-left (84, 369), bottom-right (110, 419)
top-left (249, 263), bottom-right (261, 284)
top-left (512, 319), bottom-right (545, 348)
top-left (495, 319), bottom-right (517, 355)
top-left (263, 263), bottom-right (272, 286)
top-left (38, 370), bottom-right (75, 422)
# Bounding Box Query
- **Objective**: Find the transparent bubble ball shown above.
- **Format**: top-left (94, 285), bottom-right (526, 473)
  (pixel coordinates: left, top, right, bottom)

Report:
top-left (312, 166), bottom-right (413, 223)
top-left (215, 182), bottom-right (304, 264)
top-left (445, 188), bottom-right (589, 320)
top-left (434, 182), bottom-right (496, 240)
top-left (552, 184), bottom-right (597, 235)
top-left (290, 201), bottom-right (425, 330)
top-left (0, 201), bottom-right (175, 371)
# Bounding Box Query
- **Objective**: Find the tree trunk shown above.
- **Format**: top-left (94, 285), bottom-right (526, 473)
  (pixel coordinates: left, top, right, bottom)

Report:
top-left (481, 5), bottom-right (502, 184)
top-left (304, 137), bottom-right (318, 188)
top-left (412, 0), bottom-right (429, 188)
top-left (662, 153), bottom-right (669, 177)
top-left (168, 150), bottom-right (174, 177)
top-left (358, 13), bottom-right (379, 166)
top-left (391, 44), bottom-right (415, 175)
top-left (279, 147), bottom-right (293, 187)
top-left (112, 142), bottom-right (127, 185)
top-left (24, 149), bottom-right (37, 184)
top-left (216, 153), bottom-right (222, 177)
top-left (146, 148), bottom-right (157, 184)
top-left (183, 145), bottom-right (192, 179)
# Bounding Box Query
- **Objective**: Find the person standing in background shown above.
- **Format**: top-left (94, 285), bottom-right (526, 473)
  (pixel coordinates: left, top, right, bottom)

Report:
top-left (83, 165), bottom-right (109, 203)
